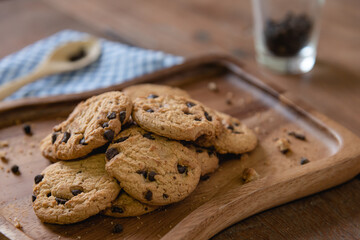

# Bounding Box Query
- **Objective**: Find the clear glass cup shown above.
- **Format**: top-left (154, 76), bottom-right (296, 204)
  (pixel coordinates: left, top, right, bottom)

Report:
top-left (252, 0), bottom-right (325, 74)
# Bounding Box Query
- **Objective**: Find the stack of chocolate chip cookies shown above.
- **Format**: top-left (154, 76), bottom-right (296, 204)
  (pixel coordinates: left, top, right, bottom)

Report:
top-left (33, 84), bottom-right (257, 224)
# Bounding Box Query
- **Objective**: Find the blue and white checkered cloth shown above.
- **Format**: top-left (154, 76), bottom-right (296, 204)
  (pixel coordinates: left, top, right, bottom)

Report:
top-left (0, 30), bottom-right (184, 101)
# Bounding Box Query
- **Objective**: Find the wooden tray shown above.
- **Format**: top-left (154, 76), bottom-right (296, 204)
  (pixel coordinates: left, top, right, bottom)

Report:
top-left (0, 55), bottom-right (359, 240)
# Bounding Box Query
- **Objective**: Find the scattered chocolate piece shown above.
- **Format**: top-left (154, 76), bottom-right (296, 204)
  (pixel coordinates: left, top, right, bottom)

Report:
top-left (207, 82), bottom-right (218, 92)
top-left (11, 165), bottom-right (20, 175)
top-left (107, 112), bottom-right (117, 120)
top-left (143, 133), bottom-right (155, 140)
top-left (114, 136), bottom-right (129, 143)
top-left (177, 164), bottom-right (187, 174)
top-left (106, 148), bottom-right (119, 160)
top-left (275, 138), bottom-right (290, 154)
top-left (102, 122), bottom-right (109, 128)
top-left (23, 124), bottom-right (32, 135)
top-left (55, 197), bottom-right (67, 205)
top-left (68, 48), bottom-right (86, 62)
top-left (148, 94), bottom-right (159, 99)
top-left (136, 170), bottom-right (148, 179)
top-left (34, 174), bottom-right (44, 184)
top-left (111, 206), bottom-right (124, 213)
top-left (186, 102), bottom-right (196, 108)
top-left (71, 189), bottom-right (83, 196)
top-left (146, 109), bottom-right (154, 113)
top-left (200, 175), bottom-right (210, 181)
top-left (113, 224), bottom-right (123, 234)
top-left (163, 194), bottom-right (169, 199)
top-left (104, 130), bottom-right (115, 141)
top-left (204, 111), bottom-right (212, 121)
top-left (148, 171), bottom-right (157, 182)
top-left (145, 190), bottom-right (153, 201)
top-left (119, 111), bottom-right (126, 124)
top-left (32, 194), bottom-right (36, 202)
top-left (288, 131), bottom-right (306, 141)
top-left (61, 132), bottom-right (71, 143)
top-left (300, 157), bottom-right (310, 165)
top-left (79, 137), bottom-right (87, 145)
top-left (51, 132), bottom-right (59, 144)
top-left (242, 168), bottom-right (260, 183)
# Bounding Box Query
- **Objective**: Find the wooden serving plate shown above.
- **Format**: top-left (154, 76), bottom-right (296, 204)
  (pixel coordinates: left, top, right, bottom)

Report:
top-left (0, 55), bottom-right (359, 240)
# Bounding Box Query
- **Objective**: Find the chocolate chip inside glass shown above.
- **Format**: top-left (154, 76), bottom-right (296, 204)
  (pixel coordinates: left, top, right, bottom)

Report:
top-left (252, 0), bottom-right (325, 74)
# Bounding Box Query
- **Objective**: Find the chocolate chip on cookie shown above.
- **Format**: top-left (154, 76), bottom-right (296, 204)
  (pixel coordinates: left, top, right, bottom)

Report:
top-left (123, 84), bottom-right (190, 101)
top-left (34, 174), bottom-right (44, 184)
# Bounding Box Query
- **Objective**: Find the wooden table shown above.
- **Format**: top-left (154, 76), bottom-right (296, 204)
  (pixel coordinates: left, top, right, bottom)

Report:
top-left (1, 0), bottom-right (359, 239)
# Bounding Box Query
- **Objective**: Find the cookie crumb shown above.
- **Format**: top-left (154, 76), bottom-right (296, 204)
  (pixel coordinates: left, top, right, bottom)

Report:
top-left (207, 82), bottom-right (218, 92)
top-left (300, 157), bottom-right (310, 165)
top-left (0, 140), bottom-right (9, 148)
top-left (113, 224), bottom-right (123, 233)
top-left (242, 168), bottom-right (260, 183)
top-left (226, 92), bottom-right (233, 105)
top-left (288, 131), bottom-right (306, 141)
top-left (14, 218), bottom-right (22, 229)
top-left (0, 151), bottom-right (8, 163)
top-left (275, 138), bottom-right (290, 154)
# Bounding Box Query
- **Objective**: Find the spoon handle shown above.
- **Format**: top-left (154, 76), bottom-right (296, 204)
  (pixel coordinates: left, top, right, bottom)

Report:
top-left (0, 68), bottom-right (48, 101)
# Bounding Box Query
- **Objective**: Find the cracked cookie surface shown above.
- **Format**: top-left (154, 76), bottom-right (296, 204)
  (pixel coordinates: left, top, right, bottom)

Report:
top-left (32, 154), bottom-right (121, 224)
top-left (105, 126), bottom-right (201, 205)
top-left (132, 95), bottom-right (220, 141)
top-left (102, 190), bottom-right (158, 218)
top-left (197, 111), bottom-right (257, 154)
top-left (123, 83), bottom-right (190, 101)
top-left (40, 91), bottom-right (132, 161)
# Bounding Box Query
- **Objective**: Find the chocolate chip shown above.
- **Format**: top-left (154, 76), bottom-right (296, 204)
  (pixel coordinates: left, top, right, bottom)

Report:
top-left (234, 123), bottom-right (240, 126)
top-left (114, 136), bottom-right (129, 143)
top-left (47, 192), bottom-right (51, 197)
top-left (32, 194), bottom-right (36, 202)
top-left (148, 94), bottom-right (159, 99)
top-left (23, 124), bottom-right (32, 135)
top-left (68, 48), bottom-right (86, 61)
top-left (146, 109), bottom-right (154, 113)
top-left (227, 125), bottom-right (234, 131)
top-left (61, 132), bottom-right (71, 143)
top-left (79, 137), bottom-right (87, 145)
top-left (196, 149), bottom-right (203, 153)
top-left (148, 171), bottom-right (157, 182)
top-left (204, 111), bottom-right (212, 121)
top-left (281, 149), bottom-right (289, 154)
top-left (107, 112), bottom-right (116, 120)
top-left (51, 132), bottom-right (59, 144)
top-left (300, 157), bottom-right (310, 165)
top-left (11, 165), bottom-right (19, 175)
top-left (288, 131), bottom-right (306, 141)
top-left (186, 102), bottom-right (196, 108)
top-left (143, 133), bottom-right (155, 140)
top-left (111, 206), bottom-right (124, 213)
top-left (102, 122), bottom-right (109, 128)
top-left (163, 194), bottom-right (169, 199)
top-left (104, 130), bottom-right (115, 141)
top-left (136, 170), bottom-right (148, 179)
top-left (71, 189), bottom-right (83, 196)
top-left (55, 197), bottom-right (67, 205)
top-left (194, 118), bottom-right (201, 121)
top-left (145, 190), bottom-right (153, 201)
top-left (113, 224), bottom-right (123, 233)
top-left (34, 174), bottom-right (44, 184)
top-left (119, 111), bottom-right (126, 124)
top-left (106, 148), bottom-right (119, 160)
top-left (200, 175), bottom-right (210, 181)
top-left (177, 164), bottom-right (187, 174)
top-left (207, 150), bottom-right (215, 157)
top-left (145, 207), bottom-right (148, 211)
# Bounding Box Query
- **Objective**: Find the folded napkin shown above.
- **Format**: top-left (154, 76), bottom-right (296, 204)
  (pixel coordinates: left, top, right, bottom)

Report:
top-left (0, 30), bottom-right (184, 101)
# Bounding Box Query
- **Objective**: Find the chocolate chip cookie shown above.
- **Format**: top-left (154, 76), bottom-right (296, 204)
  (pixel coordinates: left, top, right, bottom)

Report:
top-left (132, 95), bottom-right (220, 141)
top-left (102, 190), bottom-right (158, 218)
top-left (123, 83), bottom-right (190, 101)
top-left (32, 154), bottom-right (121, 224)
top-left (197, 111), bottom-right (257, 154)
top-left (105, 126), bottom-right (201, 205)
top-left (41, 91), bottom-right (132, 161)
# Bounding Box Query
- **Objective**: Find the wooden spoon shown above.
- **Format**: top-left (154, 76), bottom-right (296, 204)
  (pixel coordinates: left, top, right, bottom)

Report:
top-left (0, 37), bottom-right (101, 101)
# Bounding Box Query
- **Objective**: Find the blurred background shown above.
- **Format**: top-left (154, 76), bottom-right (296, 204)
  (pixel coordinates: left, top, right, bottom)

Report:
top-left (0, 0), bottom-right (359, 239)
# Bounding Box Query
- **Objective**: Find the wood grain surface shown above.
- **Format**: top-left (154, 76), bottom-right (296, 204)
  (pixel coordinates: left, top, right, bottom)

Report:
top-left (0, 0), bottom-right (359, 239)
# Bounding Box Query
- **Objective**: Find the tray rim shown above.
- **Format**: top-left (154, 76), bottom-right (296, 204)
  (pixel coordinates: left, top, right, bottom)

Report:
top-left (1, 54), bottom-right (359, 240)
